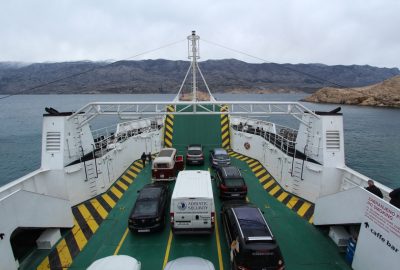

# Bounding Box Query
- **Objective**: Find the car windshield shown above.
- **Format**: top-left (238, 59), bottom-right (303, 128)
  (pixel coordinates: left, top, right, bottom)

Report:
top-left (188, 149), bottom-right (202, 155)
top-left (134, 200), bottom-right (158, 215)
top-left (215, 154), bottom-right (229, 160)
top-left (138, 187), bottom-right (162, 200)
top-left (225, 178), bottom-right (245, 187)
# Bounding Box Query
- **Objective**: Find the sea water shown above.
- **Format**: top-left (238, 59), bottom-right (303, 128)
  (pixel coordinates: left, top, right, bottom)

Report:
top-left (0, 94), bottom-right (399, 189)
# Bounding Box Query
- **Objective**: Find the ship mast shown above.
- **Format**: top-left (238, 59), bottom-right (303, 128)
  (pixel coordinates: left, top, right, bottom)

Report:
top-left (174, 31), bottom-right (215, 102)
top-left (188, 31), bottom-right (199, 101)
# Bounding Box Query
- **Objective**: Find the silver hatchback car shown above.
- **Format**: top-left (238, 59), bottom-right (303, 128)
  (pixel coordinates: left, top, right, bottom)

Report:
top-left (209, 148), bottom-right (231, 168)
top-left (164, 257), bottom-right (215, 270)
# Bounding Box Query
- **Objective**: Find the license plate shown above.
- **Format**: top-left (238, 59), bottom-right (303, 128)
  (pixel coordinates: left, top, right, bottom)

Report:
top-left (231, 194), bottom-right (240, 197)
top-left (138, 229), bottom-right (150, 232)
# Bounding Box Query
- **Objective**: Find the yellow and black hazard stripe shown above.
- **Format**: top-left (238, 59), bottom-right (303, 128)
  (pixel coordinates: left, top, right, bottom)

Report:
top-left (36, 160), bottom-right (144, 270)
top-left (220, 105), bottom-right (230, 149)
top-left (164, 105), bottom-right (175, 148)
top-left (227, 150), bottom-right (315, 223)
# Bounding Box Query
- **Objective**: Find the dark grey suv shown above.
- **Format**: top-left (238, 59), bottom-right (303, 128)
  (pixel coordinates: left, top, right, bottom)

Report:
top-left (216, 166), bottom-right (247, 199)
top-left (221, 201), bottom-right (285, 270)
top-left (128, 183), bottom-right (168, 233)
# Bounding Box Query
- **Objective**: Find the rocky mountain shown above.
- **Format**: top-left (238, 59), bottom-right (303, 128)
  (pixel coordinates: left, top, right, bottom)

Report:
top-left (0, 59), bottom-right (398, 94)
top-left (302, 75), bottom-right (400, 108)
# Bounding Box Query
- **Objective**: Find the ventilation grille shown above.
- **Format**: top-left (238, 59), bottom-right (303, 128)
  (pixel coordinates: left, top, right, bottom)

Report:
top-left (326, 130), bottom-right (340, 151)
top-left (46, 132), bottom-right (61, 152)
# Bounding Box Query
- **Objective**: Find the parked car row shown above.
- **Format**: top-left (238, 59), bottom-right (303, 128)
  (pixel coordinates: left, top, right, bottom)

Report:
top-left (128, 147), bottom-right (284, 269)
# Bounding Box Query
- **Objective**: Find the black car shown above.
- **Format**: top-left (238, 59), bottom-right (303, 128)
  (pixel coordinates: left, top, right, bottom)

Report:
top-left (209, 148), bottom-right (231, 168)
top-left (128, 183), bottom-right (168, 233)
top-left (186, 144), bottom-right (204, 165)
top-left (221, 201), bottom-right (285, 270)
top-left (216, 166), bottom-right (247, 199)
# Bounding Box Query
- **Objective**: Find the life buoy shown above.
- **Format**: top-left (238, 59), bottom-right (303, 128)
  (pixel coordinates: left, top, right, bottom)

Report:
top-left (244, 142), bottom-right (250, 150)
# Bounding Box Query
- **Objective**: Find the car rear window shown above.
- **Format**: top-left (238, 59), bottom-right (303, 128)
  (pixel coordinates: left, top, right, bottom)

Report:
top-left (138, 188), bottom-right (162, 199)
top-left (188, 149), bottom-right (202, 155)
top-left (234, 207), bottom-right (272, 238)
top-left (224, 178), bottom-right (245, 187)
top-left (134, 201), bottom-right (158, 215)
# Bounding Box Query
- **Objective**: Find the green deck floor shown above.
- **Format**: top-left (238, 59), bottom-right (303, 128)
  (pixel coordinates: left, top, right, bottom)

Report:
top-left (23, 113), bottom-right (352, 270)
top-left (65, 149), bottom-right (351, 270)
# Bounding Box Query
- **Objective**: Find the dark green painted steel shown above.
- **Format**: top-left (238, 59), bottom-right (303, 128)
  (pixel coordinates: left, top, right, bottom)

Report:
top-left (172, 114), bottom-right (222, 149)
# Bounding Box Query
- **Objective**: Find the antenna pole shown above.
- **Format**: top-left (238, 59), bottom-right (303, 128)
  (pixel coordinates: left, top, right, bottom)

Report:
top-left (188, 31), bottom-right (200, 101)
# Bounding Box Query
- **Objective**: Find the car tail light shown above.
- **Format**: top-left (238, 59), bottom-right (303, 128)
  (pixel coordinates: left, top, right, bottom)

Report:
top-left (170, 213), bottom-right (174, 224)
top-left (241, 185), bottom-right (248, 192)
top-left (220, 184), bottom-right (228, 192)
top-left (211, 212), bottom-right (215, 225)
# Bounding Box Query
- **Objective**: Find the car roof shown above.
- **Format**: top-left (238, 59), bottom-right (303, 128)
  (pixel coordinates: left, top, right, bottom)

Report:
top-left (188, 144), bottom-right (202, 149)
top-left (213, 148), bottom-right (228, 155)
top-left (139, 184), bottom-right (165, 198)
top-left (158, 148), bottom-right (176, 157)
top-left (220, 166), bottom-right (241, 178)
top-left (164, 257), bottom-right (215, 270)
top-left (232, 206), bottom-right (273, 241)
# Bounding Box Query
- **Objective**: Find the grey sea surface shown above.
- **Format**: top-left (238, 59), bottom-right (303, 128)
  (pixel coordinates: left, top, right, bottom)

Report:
top-left (0, 93), bottom-right (399, 189)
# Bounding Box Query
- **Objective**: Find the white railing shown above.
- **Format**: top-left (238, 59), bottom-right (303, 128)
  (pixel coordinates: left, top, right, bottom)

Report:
top-left (338, 166), bottom-right (392, 202)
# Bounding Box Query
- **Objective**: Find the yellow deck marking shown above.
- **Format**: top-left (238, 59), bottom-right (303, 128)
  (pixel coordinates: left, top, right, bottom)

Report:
top-left (269, 185), bottom-right (281, 196)
top-left (287, 196), bottom-right (299, 209)
top-left (249, 162), bottom-right (259, 168)
top-left (116, 180), bottom-right (128, 191)
top-left (239, 156), bottom-right (249, 161)
top-left (165, 131), bottom-right (173, 140)
top-left (166, 125), bottom-right (173, 133)
top-left (72, 219), bottom-right (88, 250)
top-left (309, 215), bottom-right (314, 224)
top-left (259, 174), bottom-right (270, 183)
top-left (222, 131), bottom-right (229, 139)
top-left (56, 239), bottom-right (72, 267)
top-left (246, 159), bottom-right (256, 165)
top-left (252, 165), bottom-right (262, 172)
top-left (134, 161), bottom-right (144, 168)
top-left (263, 180), bottom-right (275, 190)
top-left (111, 186), bottom-right (123, 199)
top-left (255, 169), bottom-right (267, 178)
top-left (36, 256), bottom-right (50, 270)
top-left (90, 199), bottom-right (108, 219)
top-left (166, 117), bottom-right (174, 126)
top-left (214, 215), bottom-right (224, 270)
top-left (114, 228), bottom-right (129, 255)
top-left (130, 165), bottom-right (141, 173)
top-left (162, 230), bottom-right (173, 269)
top-left (221, 124), bottom-right (229, 132)
top-left (297, 202), bottom-right (312, 217)
top-left (221, 116), bottom-right (228, 125)
top-left (102, 193), bottom-right (116, 208)
top-left (78, 204), bottom-right (99, 233)
top-left (164, 137), bottom-right (172, 147)
top-left (277, 192), bottom-right (289, 202)
top-left (123, 174), bottom-right (134, 183)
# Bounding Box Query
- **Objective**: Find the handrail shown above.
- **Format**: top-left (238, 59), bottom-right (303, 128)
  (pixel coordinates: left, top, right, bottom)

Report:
top-left (92, 144), bottom-right (98, 178)
top-left (80, 146), bottom-right (88, 182)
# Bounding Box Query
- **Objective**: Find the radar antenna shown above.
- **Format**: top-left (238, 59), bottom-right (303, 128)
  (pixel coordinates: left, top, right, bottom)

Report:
top-left (174, 31), bottom-right (215, 102)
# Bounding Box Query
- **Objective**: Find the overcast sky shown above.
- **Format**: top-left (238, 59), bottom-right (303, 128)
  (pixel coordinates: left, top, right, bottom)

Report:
top-left (1, 0), bottom-right (399, 68)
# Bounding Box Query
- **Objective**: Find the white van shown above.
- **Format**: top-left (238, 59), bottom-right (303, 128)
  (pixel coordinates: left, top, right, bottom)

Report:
top-left (170, 170), bottom-right (215, 234)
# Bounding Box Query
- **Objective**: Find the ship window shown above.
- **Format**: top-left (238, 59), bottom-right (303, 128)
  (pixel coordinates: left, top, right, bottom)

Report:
top-left (46, 132), bottom-right (61, 152)
top-left (326, 130), bottom-right (340, 151)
